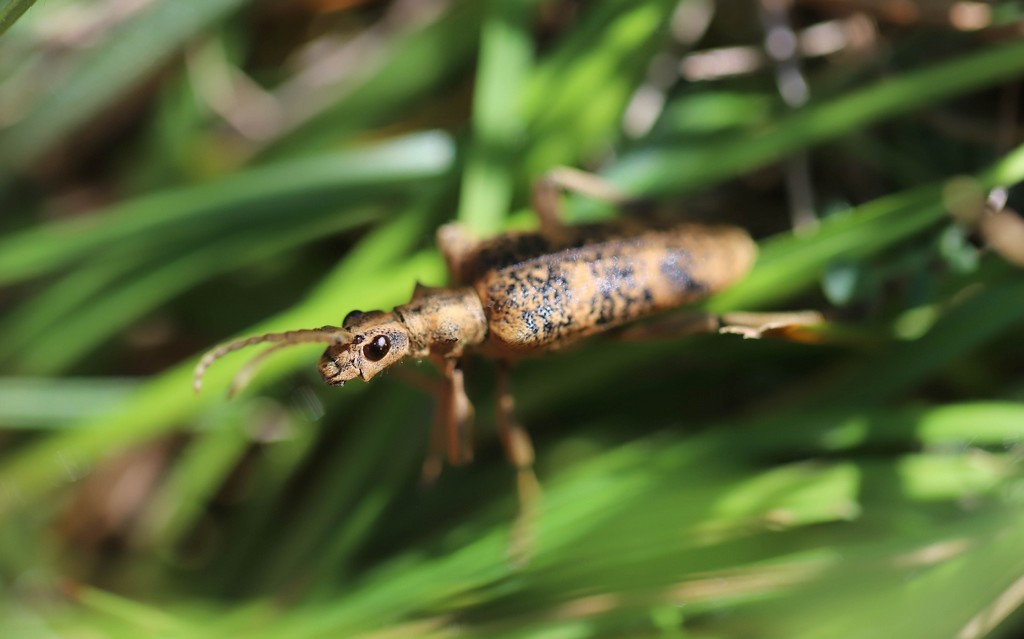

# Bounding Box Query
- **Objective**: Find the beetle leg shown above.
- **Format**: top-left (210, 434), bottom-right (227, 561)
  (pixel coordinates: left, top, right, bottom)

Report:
top-left (532, 166), bottom-right (630, 237)
top-left (422, 398), bottom-right (447, 484)
top-left (411, 281), bottom-right (452, 302)
top-left (717, 310), bottom-right (825, 342)
top-left (435, 356), bottom-right (475, 467)
top-left (388, 365), bottom-right (449, 484)
top-left (436, 223), bottom-right (480, 285)
top-left (390, 361), bottom-right (474, 481)
top-left (495, 361), bottom-right (541, 565)
top-left (611, 310), bottom-right (824, 343)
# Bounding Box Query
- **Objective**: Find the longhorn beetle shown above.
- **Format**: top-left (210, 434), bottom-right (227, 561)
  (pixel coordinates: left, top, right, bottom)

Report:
top-left (194, 168), bottom-right (818, 559)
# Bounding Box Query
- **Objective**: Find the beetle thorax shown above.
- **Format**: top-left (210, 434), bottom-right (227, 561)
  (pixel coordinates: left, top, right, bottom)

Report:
top-left (395, 286), bottom-right (488, 356)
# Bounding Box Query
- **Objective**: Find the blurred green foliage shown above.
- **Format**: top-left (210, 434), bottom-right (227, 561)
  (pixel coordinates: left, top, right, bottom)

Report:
top-left (2, 1), bottom-right (1024, 637)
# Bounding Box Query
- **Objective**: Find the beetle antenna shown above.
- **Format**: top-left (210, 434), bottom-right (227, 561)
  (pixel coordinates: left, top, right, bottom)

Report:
top-left (193, 327), bottom-right (351, 393)
top-left (226, 342), bottom-right (293, 399)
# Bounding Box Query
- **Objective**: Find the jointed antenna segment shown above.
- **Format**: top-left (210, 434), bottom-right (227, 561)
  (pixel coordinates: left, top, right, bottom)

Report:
top-left (193, 327), bottom-right (351, 393)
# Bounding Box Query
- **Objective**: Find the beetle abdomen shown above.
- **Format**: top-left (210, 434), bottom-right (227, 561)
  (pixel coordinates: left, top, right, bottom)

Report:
top-left (477, 224), bottom-right (756, 353)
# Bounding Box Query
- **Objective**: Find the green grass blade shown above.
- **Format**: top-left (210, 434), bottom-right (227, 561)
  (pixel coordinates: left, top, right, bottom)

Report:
top-left (524, 0), bottom-right (678, 171)
top-left (709, 139), bottom-right (1024, 311)
top-left (0, 0), bottom-right (36, 37)
top-left (806, 277), bottom-right (1024, 409)
top-left (0, 0), bottom-right (250, 171)
top-left (0, 212), bottom-right (446, 513)
top-left (735, 402), bottom-right (1024, 455)
top-left (613, 38), bottom-right (1024, 197)
top-left (0, 131), bottom-right (453, 286)
top-left (6, 210), bottom-right (379, 375)
top-left (0, 377), bottom-right (137, 428)
top-left (456, 0), bottom-right (535, 234)
top-left (264, 3), bottom-right (486, 158)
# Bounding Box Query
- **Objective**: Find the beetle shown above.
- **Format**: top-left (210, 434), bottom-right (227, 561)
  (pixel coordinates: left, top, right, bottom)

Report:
top-left (194, 168), bottom-right (814, 557)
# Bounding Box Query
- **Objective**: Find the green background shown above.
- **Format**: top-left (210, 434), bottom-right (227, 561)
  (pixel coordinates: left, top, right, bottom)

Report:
top-left (2, 1), bottom-right (1024, 637)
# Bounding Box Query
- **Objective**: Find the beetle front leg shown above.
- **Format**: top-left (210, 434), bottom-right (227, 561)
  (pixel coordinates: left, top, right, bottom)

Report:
top-left (387, 366), bottom-right (451, 484)
top-left (496, 361), bottom-right (541, 565)
top-left (405, 357), bottom-right (476, 483)
top-left (437, 356), bottom-right (475, 467)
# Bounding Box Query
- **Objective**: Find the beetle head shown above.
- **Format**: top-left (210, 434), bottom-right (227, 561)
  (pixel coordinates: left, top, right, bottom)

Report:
top-left (318, 310), bottom-right (411, 385)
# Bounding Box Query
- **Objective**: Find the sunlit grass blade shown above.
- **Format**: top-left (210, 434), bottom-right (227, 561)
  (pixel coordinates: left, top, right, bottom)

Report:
top-left (0, 212), bottom-right (446, 513)
top-left (0, 131), bottom-right (453, 286)
top-left (65, 582), bottom-right (189, 635)
top-left (524, 0), bottom-right (678, 171)
top-left (709, 140), bottom-right (1024, 311)
top-left (805, 277), bottom-right (1024, 409)
top-left (264, 3), bottom-right (486, 159)
top-left (0, 377), bottom-right (137, 428)
top-left (5, 210), bottom-right (379, 375)
top-left (735, 402), bottom-right (1024, 455)
top-left (457, 0), bottom-right (534, 235)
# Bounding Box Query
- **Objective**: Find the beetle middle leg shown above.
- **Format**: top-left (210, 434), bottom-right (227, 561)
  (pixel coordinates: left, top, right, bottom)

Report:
top-left (495, 361), bottom-right (541, 564)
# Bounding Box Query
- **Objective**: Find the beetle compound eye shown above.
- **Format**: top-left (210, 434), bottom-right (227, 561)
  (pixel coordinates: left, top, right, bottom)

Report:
top-left (363, 335), bottom-right (390, 361)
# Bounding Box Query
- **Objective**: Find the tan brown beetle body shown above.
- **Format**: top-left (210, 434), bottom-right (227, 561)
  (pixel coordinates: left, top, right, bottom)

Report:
top-left (276, 220), bottom-right (755, 388)
top-left (197, 220), bottom-right (756, 391)
top-left (194, 169), bottom-right (786, 561)
top-left (457, 220), bottom-right (755, 355)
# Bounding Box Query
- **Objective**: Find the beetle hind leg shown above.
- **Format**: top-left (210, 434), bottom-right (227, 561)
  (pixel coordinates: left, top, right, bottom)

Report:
top-left (532, 166), bottom-right (631, 238)
top-left (610, 309), bottom-right (825, 343)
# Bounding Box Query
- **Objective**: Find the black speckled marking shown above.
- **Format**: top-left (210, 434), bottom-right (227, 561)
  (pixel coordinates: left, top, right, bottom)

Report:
top-left (486, 263), bottom-right (576, 347)
top-left (459, 222), bottom-right (638, 284)
top-left (659, 249), bottom-right (706, 296)
top-left (471, 222), bottom-right (756, 354)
